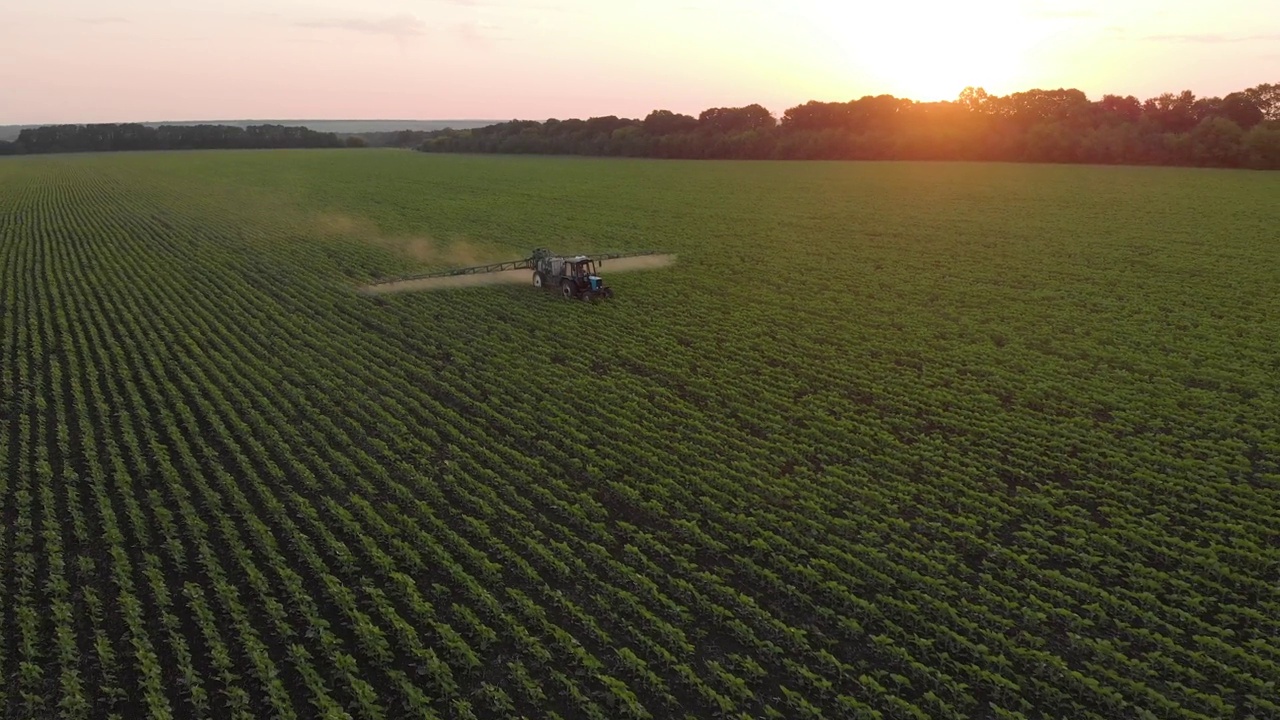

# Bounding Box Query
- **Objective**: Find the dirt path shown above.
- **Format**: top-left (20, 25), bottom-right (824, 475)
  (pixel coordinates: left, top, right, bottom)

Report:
top-left (359, 268), bottom-right (531, 295)
top-left (359, 254), bottom-right (677, 295)
top-left (595, 254), bottom-right (677, 273)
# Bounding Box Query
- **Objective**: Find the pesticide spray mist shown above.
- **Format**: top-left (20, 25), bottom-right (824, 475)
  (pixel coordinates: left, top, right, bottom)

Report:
top-left (359, 254), bottom-right (679, 295)
top-left (314, 212), bottom-right (491, 268)
top-left (315, 211), bottom-right (677, 295)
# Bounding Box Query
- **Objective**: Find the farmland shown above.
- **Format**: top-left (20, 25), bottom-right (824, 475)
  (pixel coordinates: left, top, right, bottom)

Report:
top-left (1, 149), bottom-right (1278, 719)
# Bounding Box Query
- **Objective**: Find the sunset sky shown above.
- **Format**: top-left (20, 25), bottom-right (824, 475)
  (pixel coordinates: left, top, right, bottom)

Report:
top-left (3, 0), bottom-right (1277, 124)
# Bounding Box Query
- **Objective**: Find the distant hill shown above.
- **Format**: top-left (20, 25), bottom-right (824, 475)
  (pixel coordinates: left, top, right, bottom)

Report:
top-left (0, 119), bottom-right (499, 142)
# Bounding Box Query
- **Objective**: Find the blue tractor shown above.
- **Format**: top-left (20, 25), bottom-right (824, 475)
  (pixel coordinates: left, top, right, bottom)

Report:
top-left (530, 250), bottom-right (615, 301)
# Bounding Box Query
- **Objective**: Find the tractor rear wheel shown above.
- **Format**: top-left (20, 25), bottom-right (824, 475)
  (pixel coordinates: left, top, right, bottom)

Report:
top-left (561, 280), bottom-right (574, 300)
top-left (533, 272), bottom-right (544, 288)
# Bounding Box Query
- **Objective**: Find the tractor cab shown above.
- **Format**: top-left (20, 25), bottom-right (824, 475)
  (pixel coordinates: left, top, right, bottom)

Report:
top-left (567, 256), bottom-right (603, 290)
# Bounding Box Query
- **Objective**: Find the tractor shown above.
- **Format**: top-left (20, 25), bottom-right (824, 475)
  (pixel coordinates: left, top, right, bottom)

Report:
top-left (361, 246), bottom-right (666, 301)
top-left (529, 248), bottom-right (615, 301)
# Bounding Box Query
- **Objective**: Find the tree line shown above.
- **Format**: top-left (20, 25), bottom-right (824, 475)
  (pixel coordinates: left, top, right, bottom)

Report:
top-left (0, 123), bottom-right (349, 155)
top-left (415, 83), bottom-right (1280, 169)
top-left (4, 83), bottom-right (1276, 168)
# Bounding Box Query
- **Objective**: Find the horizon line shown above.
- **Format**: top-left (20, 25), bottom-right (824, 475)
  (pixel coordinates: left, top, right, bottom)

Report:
top-left (4, 78), bottom-right (1275, 128)
top-left (0, 118), bottom-right (504, 126)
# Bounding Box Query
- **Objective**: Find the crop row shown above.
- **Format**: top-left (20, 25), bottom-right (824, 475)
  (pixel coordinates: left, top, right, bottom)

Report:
top-left (0, 153), bottom-right (1277, 720)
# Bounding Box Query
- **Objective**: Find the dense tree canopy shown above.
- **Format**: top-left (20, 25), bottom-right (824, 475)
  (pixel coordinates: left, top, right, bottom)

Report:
top-left (10, 123), bottom-right (343, 154)
top-left (417, 82), bottom-right (1280, 169)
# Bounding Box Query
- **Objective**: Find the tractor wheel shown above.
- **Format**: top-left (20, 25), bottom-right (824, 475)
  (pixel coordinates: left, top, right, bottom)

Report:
top-left (602, 287), bottom-right (614, 299)
top-left (533, 272), bottom-right (544, 288)
top-left (561, 280), bottom-right (574, 300)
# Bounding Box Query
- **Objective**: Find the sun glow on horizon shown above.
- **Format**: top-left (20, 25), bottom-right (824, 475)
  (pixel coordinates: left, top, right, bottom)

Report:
top-left (2, 0), bottom-right (1272, 124)
top-left (803, 0), bottom-right (1063, 101)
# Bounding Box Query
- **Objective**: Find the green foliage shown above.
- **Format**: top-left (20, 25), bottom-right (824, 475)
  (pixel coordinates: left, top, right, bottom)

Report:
top-left (1244, 122), bottom-right (1280, 169)
top-left (12, 122), bottom-right (344, 153)
top-left (0, 150), bottom-right (1278, 719)
top-left (417, 83), bottom-right (1280, 169)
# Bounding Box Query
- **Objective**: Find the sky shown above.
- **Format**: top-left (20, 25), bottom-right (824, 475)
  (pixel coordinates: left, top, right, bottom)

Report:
top-left (1, 0), bottom-right (1277, 124)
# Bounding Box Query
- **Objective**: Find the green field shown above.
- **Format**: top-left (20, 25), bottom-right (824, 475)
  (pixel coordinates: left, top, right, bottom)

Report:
top-left (1, 149), bottom-right (1278, 720)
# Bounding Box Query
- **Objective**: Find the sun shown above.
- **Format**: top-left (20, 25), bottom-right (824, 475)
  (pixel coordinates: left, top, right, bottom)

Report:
top-left (809, 0), bottom-right (1048, 101)
top-left (860, 20), bottom-right (1025, 101)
